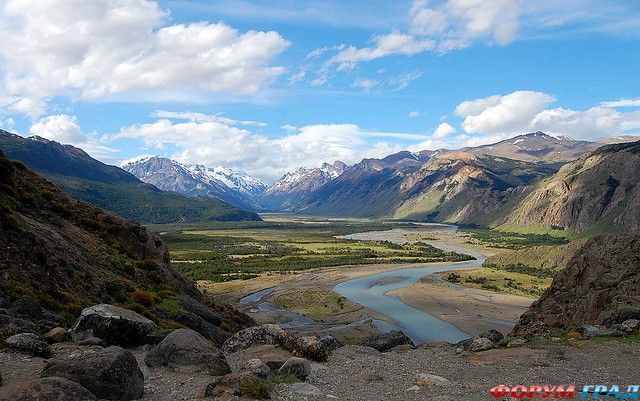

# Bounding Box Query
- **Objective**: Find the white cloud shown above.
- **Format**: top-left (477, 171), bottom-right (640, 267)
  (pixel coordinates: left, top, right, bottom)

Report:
top-left (409, 111), bottom-right (421, 118)
top-left (115, 115), bottom-right (416, 182)
top-left (455, 90), bottom-right (556, 135)
top-left (330, 31), bottom-right (435, 69)
top-left (288, 70), bottom-right (307, 84)
top-left (281, 124), bottom-right (298, 132)
top-left (0, 0), bottom-right (290, 116)
top-left (389, 70), bottom-right (424, 90)
top-left (453, 90), bottom-right (640, 141)
top-left (30, 115), bottom-right (87, 144)
top-left (432, 122), bottom-right (456, 138)
top-left (600, 98), bottom-right (640, 108)
top-left (28, 114), bottom-right (119, 161)
top-left (150, 110), bottom-right (267, 127)
top-left (352, 77), bottom-right (380, 91)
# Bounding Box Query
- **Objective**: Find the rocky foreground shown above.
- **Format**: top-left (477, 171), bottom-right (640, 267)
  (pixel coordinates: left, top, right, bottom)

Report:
top-left (2, 302), bottom-right (640, 401)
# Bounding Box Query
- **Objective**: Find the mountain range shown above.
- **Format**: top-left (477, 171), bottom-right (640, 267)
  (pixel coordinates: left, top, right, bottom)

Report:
top-left (2, 128), bottom-right (638, 236)
top-left (122, 156), bottom-right (267, 211)
top-left (0, 131), bottom-right (261, 223)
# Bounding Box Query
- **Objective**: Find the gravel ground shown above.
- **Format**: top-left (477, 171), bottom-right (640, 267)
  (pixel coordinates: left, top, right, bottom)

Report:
top-left (2, 340), bottom-right (639, 401)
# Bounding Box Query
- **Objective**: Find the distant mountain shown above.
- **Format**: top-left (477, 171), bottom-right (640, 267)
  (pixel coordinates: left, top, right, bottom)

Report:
top-left (278, 150), bottom-right (442, 216)
top-left (0, 131), bottom-right (261, 223)
top-left (261, 161), bottom-right (347, 209)
top-left (393, 151), bottom-right (559, 224)
top-left (464, 132), bottom-right (601, 162)
top-left (0, 148), bottom-right (251, 338)
top-left (501, 140), bottom-right (640, 234)
top-left (123, 157), bottom-right (266, 210)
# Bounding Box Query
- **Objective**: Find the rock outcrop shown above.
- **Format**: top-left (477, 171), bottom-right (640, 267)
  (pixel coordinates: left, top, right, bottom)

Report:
top-left (512, 232), bottom-right (640, 337)
top-left (41, 346), bottom-right (144, 400)
top-left (145, 328), bottom-right (230, 375)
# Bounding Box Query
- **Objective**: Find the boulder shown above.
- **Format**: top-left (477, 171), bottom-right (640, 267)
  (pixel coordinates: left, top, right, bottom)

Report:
top-left (201, 372), bottom-right (252, 398)
top-left (0, 377), bottom-right (97, 401)
top-left (278, 357), bottom-right (311, 380)
top-left (70, 304), bottom-right (158, 347)
top-left (145, 328), bottom-right (230, 375)
top-left (240, 345), bottom-right (292, 370)
top-left (240, 359), bottom-right (271, 379)
top-left (44, 327), bottom-right (67, 343)
top-left (293, 335), bottom-right (342, 361)
top-left (287, 382), bottom-right (322, 396)
top-left (4, 333), bottom-right (52, 358)
top-left (580, 324), bottom-right (625, 338)
top-left (464, 337), bottom-right (495, 352)
top-left (361, 330), bottom-right (414, 352)
top-left (621, 319), bottom-right (640, 333)
top-left (176, 295), bottom-right (221, 326)
top-left (41, 346), bottom-right (144, 400)
top-left (77, 337), bottom-right (105, 347)
top-left (223, 324), bottom-right (290, 353)
top-left (173, 312), bottom-right (229, 345)
top-left (479, 329), bottom-right (504, 344)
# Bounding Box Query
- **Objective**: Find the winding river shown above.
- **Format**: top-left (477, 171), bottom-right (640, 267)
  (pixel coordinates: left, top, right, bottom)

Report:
top-left (333, 224), bottom-right (486, 344)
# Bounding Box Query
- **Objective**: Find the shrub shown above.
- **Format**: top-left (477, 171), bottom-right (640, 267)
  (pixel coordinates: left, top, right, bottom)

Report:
top-left (238, 378), bottom-right (272, 400)
top-left (129, 289), bottom-right (160, 307)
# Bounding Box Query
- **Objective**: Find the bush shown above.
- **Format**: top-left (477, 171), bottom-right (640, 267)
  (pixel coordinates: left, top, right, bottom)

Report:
top-left (238, 378), bottom-right (272, 400)
top-left (446, 273), bottom-right (461, 283)
top-left (129, 289), bottom-right (160, 307)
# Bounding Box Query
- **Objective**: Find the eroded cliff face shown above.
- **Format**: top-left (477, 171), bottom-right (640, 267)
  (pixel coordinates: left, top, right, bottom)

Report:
top-left (511, 232), bottom-right (640, 337)
top-left (503, 141), bottom-right (640, 234)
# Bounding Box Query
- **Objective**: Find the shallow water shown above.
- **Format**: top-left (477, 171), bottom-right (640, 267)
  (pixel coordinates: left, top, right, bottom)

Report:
top-left (333, 224), bottom-right (486, 344)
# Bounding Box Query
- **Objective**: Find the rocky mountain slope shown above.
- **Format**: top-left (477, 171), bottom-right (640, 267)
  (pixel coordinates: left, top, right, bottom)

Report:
top-left (512, 232), bottom-right (640, 337)
top-left (261, 161), bottom-right (347, 210)
top-left (502, 140), bottom-right (640, 234)
top-left (392, 152), bottom-right (559, 224)
top-left (464, 132), bottom-right (600, 162)
top-left (0, 149), bottom-right (252, 340)
top-left (0, 131), bottom-right (260, 223)
top-left (123, 156), bottom-right (266, 210)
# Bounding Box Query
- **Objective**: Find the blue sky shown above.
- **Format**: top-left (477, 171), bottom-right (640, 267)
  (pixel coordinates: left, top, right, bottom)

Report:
top-left (0, 0), bottom-right (639, 182)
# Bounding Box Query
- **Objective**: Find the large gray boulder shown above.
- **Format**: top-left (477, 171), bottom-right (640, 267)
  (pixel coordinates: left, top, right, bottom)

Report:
top-left (278, 357), bottom-right (311, 380)
top-left (145, 328), bottom-right (230, 375)
top-left (222, 324), bottom-right (291, 353)
top-left (0, 377), bottom-right (97, 401)
top-left (41, 346), bottom-right (144, 400)
top-left (70, 304), bottom-right (158, 347)
top-left (4, 333), bottom-right (52, 358)
top-left (362, 330), bottom-right (414, 352)
top-left (294, 335), bottom-right (342, 361)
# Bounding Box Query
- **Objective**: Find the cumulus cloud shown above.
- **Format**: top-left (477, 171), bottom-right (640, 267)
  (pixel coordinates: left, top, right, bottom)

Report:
top-left (0, 0), bottom-right (290, 116)
top-left (329, 0), bottom-right (518, 68)
top-left (600, 98), bottom-right (640, 108)
top-left (116, 113), bottom-right (414, 182)
top-left (432, 122), bottom-right (456, 138)
top-left (453, 90), bottom-right (640, 141)
top-left (29, 114), bottom-right (119, 160)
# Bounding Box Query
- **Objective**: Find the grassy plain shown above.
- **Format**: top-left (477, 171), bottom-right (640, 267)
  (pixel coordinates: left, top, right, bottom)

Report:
top-left (152, 216), bottom-right (474, 282)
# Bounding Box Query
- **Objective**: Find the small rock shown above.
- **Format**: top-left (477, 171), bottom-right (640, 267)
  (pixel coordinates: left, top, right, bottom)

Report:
top-left (78, 337), bottom-right (105, 347)
top-left (41, 345), bottom-right (144, 400)
top-left (222, 324), bottom-right (290, 353)
top-left (145, 328), bottom-right (230, 375)
top-left (242, 345), bottom-right (292, 370)
top-left (506, 338), bottom-right (527, 348)
top-left (294, 335), bottom-right (341, 361)
top-left (361, 330), bottom-right (414, 352)
top-left (4, 332), bottom-right (52, 357)
top-left (288, 382), bottom-right (322, 396)
top-left (201, 372), bottom-right (252, 398)
top-left (415, 373), bottom-right (452, 387)
top-left (360, 372), bottom-right (384, 382)
top-left (479, 329), bottom-right (504, 344)
top-left (241, 358), bottom-right (271, 379)
top-left (464, 337), bottom-right (495, 352)
top-left (44, 327), bottom-right (67, 343)
top-left (70, 304), bottom-right (158, 347)
top-left (278, 357), bottom-right (311, 380)
top-left (546, 347), bottom-right (566, 360)
top-left (621, 319), bottom-right (640, 333)
top-left (405, 385), bottom-right (421, 392)
top-left (0, 377), bottom-right (97, 401)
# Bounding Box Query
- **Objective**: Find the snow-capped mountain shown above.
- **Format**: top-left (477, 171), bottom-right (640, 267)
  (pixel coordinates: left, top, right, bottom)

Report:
top-left (122, 156), bottom-right (267, 210)
top-left (266, 161), bottom-right (347, 195)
